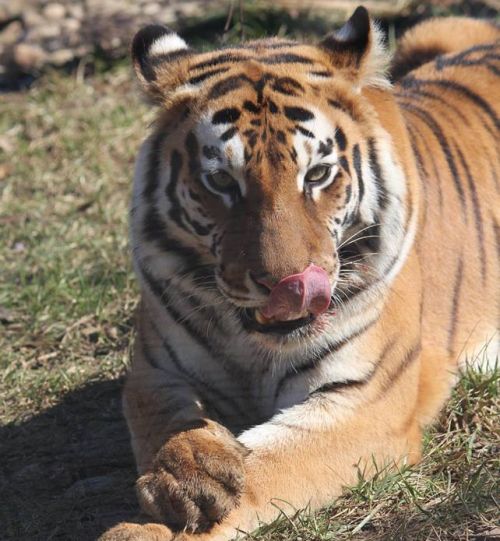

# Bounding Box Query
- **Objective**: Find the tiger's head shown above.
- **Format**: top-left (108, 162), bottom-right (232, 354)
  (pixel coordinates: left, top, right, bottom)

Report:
top-left (131, 7), bottom-right (413, 344)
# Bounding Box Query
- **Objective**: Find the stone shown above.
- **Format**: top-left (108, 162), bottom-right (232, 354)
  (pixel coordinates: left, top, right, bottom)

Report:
top-left (67, 4), bottom-right (84, 19)
top-left (63, 17), bottom-right (81, 32)
top-left (143, 3), bottom-right (161, 15)
top-left (0, 20), bottom-right (23, 45)
top-left (43, 3), bottom-right (67, 20)
top-left (49, 48), bottom-right (74, 65)
top-left (23, 8), bottom-right (45, 26)
top-left (13, 43), bottom-right (47, 70)
top-left (35, 23), bottom-right (61, 39)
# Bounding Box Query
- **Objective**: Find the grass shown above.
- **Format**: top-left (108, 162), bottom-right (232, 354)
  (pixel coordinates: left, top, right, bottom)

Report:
top-left (1, 37), bottom-right (499, 541)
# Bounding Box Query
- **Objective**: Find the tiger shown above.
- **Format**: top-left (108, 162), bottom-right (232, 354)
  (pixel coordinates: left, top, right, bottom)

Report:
top-left (101, 7), bottom-right (499, 541)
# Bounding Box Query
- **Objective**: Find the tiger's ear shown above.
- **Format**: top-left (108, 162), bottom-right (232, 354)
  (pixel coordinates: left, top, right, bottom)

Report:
top-left (319, 6), bottom-right (390, 89)
top-left (131, 25), bottom-right (194, 102)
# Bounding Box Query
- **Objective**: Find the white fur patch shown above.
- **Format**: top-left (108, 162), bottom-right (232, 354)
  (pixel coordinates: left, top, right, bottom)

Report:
top-left (149, 33), bottom-right (188, 57)
top-left (196, 112), bottom-right (247, 206)
top-left (293, 108), bottom-right (338, 195)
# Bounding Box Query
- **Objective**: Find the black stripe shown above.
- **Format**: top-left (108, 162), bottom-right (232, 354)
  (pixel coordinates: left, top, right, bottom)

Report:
top-left (334, 128), bottom-right (347, 152)
top-left (188, 67), bottom-right (229, 85)
top-left (236, 41), bottom-right (297, 50)
top-left (202, 145), bottom-right (221, 161)
top-left (310, 70), bottom-right (332, 78)
top-left (395, 87), bottom-right (470, 126)
top-left (207, 74), bottom-right (252, 100)
top-left (140, 339), bottom-right (161, 370)
top-left (407, 121), bottom-right (443, 209)
top-left (166, 149), bottom-right (185, 228)
top-left (310, 378), bottom-right (366, 395)
top-left (185, 131), bottom-right (200, 174)
top-left (164, 147), bottom-right (214, 237)
top-left (295, 125), bottom-right (315, 138)
top-left (139, 264), bottom-right (252, 386)
top-left (406, 127), bottom-right (428, 224)
top-left (220, 127), bottom-right (238, 142)
top-left (212, 108), bottom-right (241, 125)
top-left (274, 317), bottom-right (378, 401)
top-left (149, 49), bottom-right (191, 69)
top-left (271, 77), bottom-right (305, 96)
top-left (447, 255), bottom-right (464, 355)
top-left (352, 144), bottom-right (364, 202)
top-left (311, 336), bottom-right (398, 396)
top-left (284, 106), bottom-right (314, 122)
top-left (327, 98), bottom-right (357, 120)
top-left (400, 76), bottom-right (500, 133)
top-left (140, 48), bottom-right (191, 80)
top-left (400, 102), bottom-right (467, 220)
top-left (147, 320), bottom-right (246, 420)
top-left (142, 206), bottom-right (201, 266)
top-left (261, 53), bottom-right (313, 65)
top-left (191, 53), bottom-right (250, 71)
top-left (374, 342), bottom-right (421, 398)
top-left (140, 265), bottom-right (223, 353)
top-left (454, 145), bottom-right (486, 281)
top-left (367, 138), bottom-right (388, 209)
top-left (435, 43), bottom-right (499, 71)
top-left (143, 131), bottom-right (166, 199)
top-left (493, 214), bottom-right (500, 261)
top-left (243, 100), bottom-right (260, 114)
top-left (339, 156), bottom-right (350, 176)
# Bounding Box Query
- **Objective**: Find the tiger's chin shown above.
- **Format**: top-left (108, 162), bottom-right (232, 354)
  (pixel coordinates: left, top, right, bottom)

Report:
top-left (240, 306), bottom-right (333, 343)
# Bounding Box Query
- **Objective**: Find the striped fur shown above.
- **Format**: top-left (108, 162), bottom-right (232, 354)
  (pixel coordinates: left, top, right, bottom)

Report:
top-left (101, 9), bottom-right (499, 541)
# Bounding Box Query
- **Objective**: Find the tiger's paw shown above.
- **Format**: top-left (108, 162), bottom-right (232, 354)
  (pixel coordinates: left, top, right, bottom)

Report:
top-left (98, 522), bottom-right (174, 541)
top-left (136, 420), bottom-right (249, 533)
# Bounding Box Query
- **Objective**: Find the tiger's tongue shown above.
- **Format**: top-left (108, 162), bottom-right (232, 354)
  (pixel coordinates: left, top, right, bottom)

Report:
top-left (260, 264), bottom-right (331, 321)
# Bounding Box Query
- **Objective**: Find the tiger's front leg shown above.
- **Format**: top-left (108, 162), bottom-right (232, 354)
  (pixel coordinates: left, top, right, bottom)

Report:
top-left (123, 316), bottom-right (249, 535)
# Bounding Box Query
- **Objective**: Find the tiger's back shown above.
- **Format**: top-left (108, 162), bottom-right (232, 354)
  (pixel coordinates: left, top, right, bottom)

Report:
top-left (395, 17), bottom-right (499, 380)
top-left (386, 16), bottom-right (500, 424)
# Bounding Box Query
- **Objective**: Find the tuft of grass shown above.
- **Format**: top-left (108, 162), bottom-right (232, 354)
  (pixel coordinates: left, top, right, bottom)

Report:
top-left (1, 62), bottom-right (499, 541)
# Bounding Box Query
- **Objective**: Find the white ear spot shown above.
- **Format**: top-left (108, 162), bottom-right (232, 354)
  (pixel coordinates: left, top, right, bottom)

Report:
top-left (150, 33), bottom-right (188, 57)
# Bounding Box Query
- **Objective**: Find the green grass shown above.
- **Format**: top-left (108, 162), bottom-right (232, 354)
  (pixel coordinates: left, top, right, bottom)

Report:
top-left (1, 64), bottom-right (499, 541)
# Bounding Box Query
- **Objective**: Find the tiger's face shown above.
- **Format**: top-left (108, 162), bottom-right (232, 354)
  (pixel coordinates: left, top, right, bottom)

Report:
top-left (132, 10), bottom-right (409, 342)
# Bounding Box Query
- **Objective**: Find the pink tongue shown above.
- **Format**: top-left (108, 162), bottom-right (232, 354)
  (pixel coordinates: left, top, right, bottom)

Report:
top-left (260, 264), bottom-right (331, 321)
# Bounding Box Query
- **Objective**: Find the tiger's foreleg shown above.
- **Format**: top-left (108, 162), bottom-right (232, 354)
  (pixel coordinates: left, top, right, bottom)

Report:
top-left (123, 309), bottom-right (249, 534)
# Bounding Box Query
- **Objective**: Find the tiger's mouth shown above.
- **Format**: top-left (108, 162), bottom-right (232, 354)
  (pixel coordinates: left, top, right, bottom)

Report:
top-left (241, 307), bottom-right (316, 335)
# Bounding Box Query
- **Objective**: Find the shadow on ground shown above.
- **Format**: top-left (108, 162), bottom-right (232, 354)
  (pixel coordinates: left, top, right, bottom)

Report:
top-left (0, 379), bottom-right (137, 541)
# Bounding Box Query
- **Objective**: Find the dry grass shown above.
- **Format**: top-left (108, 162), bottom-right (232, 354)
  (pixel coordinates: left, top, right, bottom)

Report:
top-left (1, 65), bottom-right (499, 541)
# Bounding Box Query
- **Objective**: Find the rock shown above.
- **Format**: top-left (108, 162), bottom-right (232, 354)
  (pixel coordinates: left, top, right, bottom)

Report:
top-left (63, 17), bottom-right (81, 32)
top-left (143, 3), bottom-right (161, 15)
top-left (0, 20), bottom-right (23, 45)
top-left (13, 43), bottom-right (47, 70)
top-left (49, 48), bottom-right (74, 65)
top-left (34, 23), bottom-right (61, 39)
top-left (43, 3), bottom-right (66, 20)
top-left (67, 4), bottom-right (84, 20)
top-left (23, 8), bottom-right (45, 26)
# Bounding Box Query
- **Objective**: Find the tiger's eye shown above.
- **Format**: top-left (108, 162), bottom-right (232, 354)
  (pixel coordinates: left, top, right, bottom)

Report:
top-left (206, 171), bottom-right (237, 191)
top-left (304, 164), bottom-right (332, 184)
